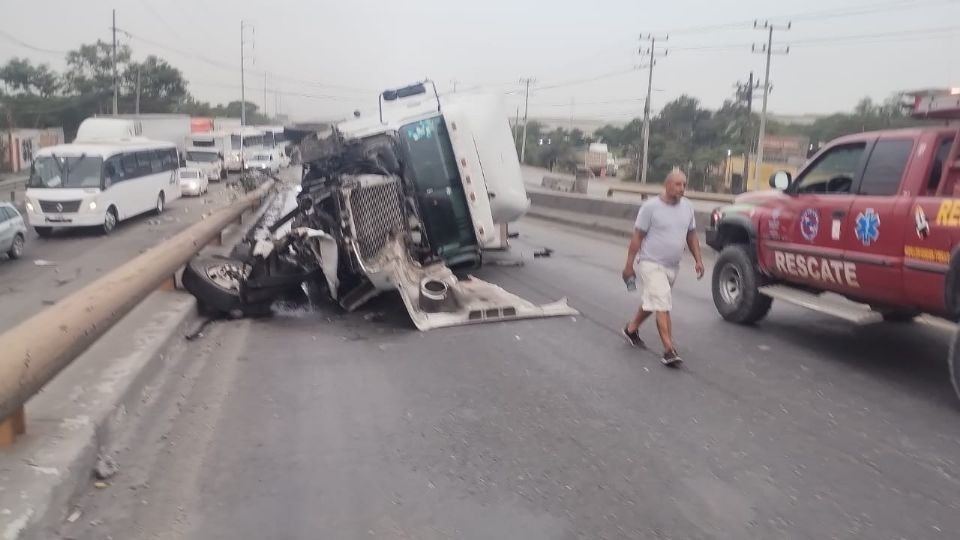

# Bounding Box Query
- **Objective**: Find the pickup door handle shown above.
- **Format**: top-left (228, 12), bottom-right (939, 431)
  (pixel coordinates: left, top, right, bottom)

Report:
top-left (832, 210), bottom-right (846, 219)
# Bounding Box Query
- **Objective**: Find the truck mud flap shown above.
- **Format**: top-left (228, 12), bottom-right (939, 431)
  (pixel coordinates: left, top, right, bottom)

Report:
top-left (367, 237), bottom-right (578, 331)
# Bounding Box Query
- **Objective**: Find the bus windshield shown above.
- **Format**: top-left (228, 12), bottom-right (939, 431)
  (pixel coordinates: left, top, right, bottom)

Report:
top-left (29, 155), bottom-right (104, 189)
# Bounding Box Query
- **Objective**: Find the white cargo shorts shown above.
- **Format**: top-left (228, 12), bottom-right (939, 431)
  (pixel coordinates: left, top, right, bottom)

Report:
top-left (637, 260), bottom-right (678, 312)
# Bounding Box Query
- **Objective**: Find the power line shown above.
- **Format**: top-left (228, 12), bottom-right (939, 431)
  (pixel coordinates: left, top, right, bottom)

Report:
top-left (117, 27), bottom-right (377, 95)
top-left (189, 80), bottom-right (372, 102)
top-left (664, 0), bottom-right (950, 35)
top-left (0, 29), bottom-right (68, 56)
top-left (534, 68), bottom-right (638, 91)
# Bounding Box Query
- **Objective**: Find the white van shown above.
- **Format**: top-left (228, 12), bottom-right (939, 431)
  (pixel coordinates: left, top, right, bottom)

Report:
top-left (24, 139), bottom-right (181, 236)
top-left (226, 127), bottom-right (266, 172)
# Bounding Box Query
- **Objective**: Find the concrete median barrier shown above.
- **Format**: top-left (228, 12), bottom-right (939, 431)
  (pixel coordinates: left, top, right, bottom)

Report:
top-left (527, 187), bottom-right (717, 234)
top-left (0, 180), bottom-right (274, 438)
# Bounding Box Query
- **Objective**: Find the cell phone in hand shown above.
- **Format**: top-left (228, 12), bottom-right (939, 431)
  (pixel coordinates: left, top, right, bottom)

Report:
top-left (624, 276), bottom-right (637, 291)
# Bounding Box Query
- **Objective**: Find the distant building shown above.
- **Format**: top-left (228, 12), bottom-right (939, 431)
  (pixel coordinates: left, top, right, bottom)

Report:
top-left (1, 128), bottom-right (65, 173)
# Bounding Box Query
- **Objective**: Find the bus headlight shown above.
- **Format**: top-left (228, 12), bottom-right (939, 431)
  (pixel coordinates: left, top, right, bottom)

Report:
top-left (89, 201), bottom-right (97, 211)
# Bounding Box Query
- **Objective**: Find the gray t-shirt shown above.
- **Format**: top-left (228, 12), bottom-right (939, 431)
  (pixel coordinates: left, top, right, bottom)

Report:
top-left (634, 196), bottom-right (696, 269)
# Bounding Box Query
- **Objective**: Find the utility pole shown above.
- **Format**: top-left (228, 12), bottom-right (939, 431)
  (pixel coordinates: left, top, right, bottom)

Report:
top-left (637, 34), bottom-right (668, 183)
top-left (135, 65), bottom-right (141, 116)
top-left (752, 21), bottom-right (790, 190)
top-left (450, 79), bottom-right (459, 93)
top-left (513, 106), bottom-right (520, 146)
top-left (735, 71), bottom-right (759, 187)
top-left (519, 77), bottom-right (535, 163)
top-left (240, 21), bottom-right (248, 127)
top-left (263, 72), bottom-right (268, 119)
top-left (112, 10), bottom-right (118, 115)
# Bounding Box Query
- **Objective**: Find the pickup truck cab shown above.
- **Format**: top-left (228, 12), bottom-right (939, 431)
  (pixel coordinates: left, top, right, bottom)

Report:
top-left (706, 122), bottom-right (960, 399)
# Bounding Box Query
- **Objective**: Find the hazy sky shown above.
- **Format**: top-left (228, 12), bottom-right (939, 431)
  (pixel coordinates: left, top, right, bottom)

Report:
top-left (2, 0), bottom-right (959, 123)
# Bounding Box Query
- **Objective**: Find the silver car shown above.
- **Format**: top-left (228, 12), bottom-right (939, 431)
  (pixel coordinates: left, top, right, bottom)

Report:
top-left (0, 202), bottom-right (27, 260)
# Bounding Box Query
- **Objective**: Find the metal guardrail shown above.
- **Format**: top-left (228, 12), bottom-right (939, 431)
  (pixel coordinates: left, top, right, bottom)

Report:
top-left (606, 184), bottom-right (735, 204)
top-left (0, 180), bottom-right (274, 446)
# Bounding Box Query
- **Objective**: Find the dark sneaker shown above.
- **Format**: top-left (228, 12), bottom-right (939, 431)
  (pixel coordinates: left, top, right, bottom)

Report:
top-left (661, 349), bottom-right (683, 366)
top-left (622, 326), bottom-right (645, 348)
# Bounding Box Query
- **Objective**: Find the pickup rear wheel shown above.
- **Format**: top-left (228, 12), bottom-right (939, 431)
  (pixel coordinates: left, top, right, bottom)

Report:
top-left (948, 328), bottom-right (960, 403)
top-left (712, 244), bottom-right (772, 324)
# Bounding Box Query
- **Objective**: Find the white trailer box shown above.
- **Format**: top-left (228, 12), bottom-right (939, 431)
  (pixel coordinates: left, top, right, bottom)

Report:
top-left (116, 114), bottom-right (191, 153)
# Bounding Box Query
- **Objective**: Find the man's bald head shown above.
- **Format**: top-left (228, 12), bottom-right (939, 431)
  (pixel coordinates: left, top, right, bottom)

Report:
top-left (662, 169), bottom-right (687, 203)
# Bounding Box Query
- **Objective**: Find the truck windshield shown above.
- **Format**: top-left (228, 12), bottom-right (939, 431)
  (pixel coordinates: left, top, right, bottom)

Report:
top-left (399, 117), bottom-right (460, 191)
top-left (187, 151), bottom-right (219, 163)
top-left (29, 155), bottom-right (104, 189)
top-left (398, 116), bottom-right (477, 259)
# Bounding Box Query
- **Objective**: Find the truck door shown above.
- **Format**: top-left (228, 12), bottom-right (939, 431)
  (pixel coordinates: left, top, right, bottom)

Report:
top-left (767, 141), bottom-right (867, 293)
top-left (843, 137), bottom-right (916, 305)
top-left (904, 131), bottom-right (956, 315)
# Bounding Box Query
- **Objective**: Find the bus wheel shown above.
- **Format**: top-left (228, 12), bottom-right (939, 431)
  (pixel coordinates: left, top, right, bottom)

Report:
top-left (101, 207), bottom-right (118, 235)
top-left (154, 192), bottom-right (165, 215)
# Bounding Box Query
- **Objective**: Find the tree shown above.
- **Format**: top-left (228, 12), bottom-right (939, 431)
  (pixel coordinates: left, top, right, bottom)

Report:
top-left (63, 40), bottom-right (132, 113)
top-left (0, 58), bottom-right (60, 96)
top-left (121, 55), bottom-right (188, 112)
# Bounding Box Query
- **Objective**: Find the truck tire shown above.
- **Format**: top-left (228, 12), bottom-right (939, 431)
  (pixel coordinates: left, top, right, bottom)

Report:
top-left (712, 244), bottom-right (772, 324)
top-left (949, 327), bottom-right (960, 403)
top-left (880, 310), bottom-right (918, 323)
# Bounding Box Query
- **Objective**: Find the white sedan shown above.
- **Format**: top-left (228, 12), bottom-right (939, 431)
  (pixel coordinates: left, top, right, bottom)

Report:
top-left (178, 167), bottom-right (209, 197)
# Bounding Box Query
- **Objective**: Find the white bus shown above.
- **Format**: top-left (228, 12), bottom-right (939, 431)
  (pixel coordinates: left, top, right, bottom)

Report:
top-left (226, 127), bottom-right (266, 172)
top-left (24, 139), bottom-right (181, 236)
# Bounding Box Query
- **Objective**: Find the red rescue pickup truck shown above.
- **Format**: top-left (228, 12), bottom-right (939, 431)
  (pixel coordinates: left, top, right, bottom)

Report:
top-left (706, 95), bottom-right (960, 400)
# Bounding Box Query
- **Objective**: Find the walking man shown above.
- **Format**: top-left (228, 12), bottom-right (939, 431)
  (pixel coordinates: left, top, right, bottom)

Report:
top-left (622, 169), bottom-right (705, 365)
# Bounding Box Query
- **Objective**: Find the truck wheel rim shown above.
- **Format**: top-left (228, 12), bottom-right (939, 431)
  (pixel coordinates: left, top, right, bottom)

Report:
top-left (205, 262), bottom-right (249, 291)
top-left (719, 265), bottom-right (743, 305)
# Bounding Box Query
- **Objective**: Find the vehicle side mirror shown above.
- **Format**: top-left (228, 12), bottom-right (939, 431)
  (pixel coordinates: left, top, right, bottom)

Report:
top-left (770, 171), bottom-right (792, 190)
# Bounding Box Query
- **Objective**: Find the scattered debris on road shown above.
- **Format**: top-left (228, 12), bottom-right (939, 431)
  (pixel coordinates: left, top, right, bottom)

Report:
top-left (533, 248), bottom-right (554, 258)
top-left (33, 259), bottom-right (56, 267)
top-left (94, 454), bottom-right (119, 480)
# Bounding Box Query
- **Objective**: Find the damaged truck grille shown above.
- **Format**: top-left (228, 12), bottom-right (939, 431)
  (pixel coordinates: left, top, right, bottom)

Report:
top-left (345, 175), bottom-right (405, 263)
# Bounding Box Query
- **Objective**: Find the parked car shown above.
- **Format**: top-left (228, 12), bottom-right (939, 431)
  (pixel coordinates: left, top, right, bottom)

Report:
top-left (0, 202), bottom-right (27, 260)
top-left (243, 153), bottom-right (280, 174)
top-left (178, 167), bottom-right (209, 197)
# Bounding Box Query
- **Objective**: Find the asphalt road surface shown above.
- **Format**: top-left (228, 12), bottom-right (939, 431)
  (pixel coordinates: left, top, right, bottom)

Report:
top-left (0, 168), bottom-right (299, 334)
top-left (59, 218), bottom-right (960, 540)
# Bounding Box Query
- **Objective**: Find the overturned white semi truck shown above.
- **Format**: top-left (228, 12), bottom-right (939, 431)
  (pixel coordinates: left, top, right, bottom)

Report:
top-left (182, 81), bottom-right (576, 329)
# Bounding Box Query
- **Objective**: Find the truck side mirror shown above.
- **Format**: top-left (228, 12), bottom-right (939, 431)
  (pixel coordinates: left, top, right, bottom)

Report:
top-left (770, 171), bottom-right (792, 190)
